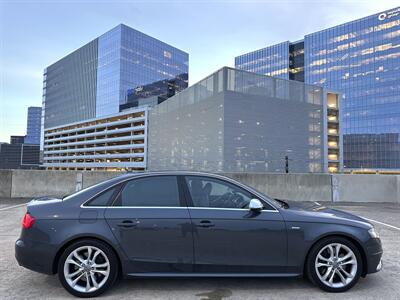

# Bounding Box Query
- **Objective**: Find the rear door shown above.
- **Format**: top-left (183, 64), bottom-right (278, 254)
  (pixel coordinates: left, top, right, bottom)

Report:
top-left (183, 175), bottom-right (287, 274)
top-left (105, 175), bottom-right (193, 273)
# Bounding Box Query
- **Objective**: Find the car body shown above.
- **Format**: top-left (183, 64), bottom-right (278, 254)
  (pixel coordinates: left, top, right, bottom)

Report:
top-left (15, 171), bottom-right (383, 297)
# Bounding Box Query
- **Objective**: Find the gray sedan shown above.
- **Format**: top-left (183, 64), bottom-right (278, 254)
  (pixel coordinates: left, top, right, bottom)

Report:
top-left (15, 171), bottom-right (383, 297)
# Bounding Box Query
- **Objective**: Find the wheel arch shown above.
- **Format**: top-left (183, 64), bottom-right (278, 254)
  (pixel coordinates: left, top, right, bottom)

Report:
top-left (303, 233), bottom-right (368, 278)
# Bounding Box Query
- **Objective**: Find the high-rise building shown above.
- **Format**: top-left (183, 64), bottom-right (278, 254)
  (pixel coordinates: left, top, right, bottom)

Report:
top-left (0, 143), bottom-right (40, 169)
top-left (148, 67), bottom-right (341, 173)
top-left (10, 136), bottom-right (25, 144)
top-left (25, 107), bottom-right (41, 144)
top-left (42, 24), bottom-right (188, 130)
top-left (235, 7), bottom-right (400, 170)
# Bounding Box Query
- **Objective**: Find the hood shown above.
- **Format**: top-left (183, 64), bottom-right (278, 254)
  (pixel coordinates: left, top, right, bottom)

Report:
top-left (279, 199), bottom-right (372, 229)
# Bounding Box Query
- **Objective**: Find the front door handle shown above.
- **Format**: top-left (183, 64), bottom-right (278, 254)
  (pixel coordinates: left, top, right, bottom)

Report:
top-left (117, 220), bottom-right (138, 228)
top-left (197, 220), bottom-right (215, 228)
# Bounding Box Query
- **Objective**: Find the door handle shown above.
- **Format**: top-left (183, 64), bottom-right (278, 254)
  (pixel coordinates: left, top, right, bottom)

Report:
top-left (117, 220), bottom-right (138, 228)
top-left (197, 220), bottom-right (215, 228)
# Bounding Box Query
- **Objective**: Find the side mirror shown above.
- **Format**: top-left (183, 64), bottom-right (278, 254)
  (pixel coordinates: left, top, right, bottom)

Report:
top-left (249, 199), bottom-right (263, 211)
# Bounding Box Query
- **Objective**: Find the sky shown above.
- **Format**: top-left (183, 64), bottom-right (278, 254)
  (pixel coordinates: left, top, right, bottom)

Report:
top-left (0, 0), bottom-right (398, 143)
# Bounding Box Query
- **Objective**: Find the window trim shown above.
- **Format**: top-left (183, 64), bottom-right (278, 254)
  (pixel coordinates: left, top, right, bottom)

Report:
top-left (111, 175), bottom-right (184, 208)
top-left (80, 173), bottom-right (280, 212)
top-left (182, 175), bottom-right (277, 212)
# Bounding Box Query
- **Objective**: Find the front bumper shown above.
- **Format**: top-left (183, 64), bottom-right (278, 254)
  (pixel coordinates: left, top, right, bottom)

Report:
top-left (365, 237), bottom-right (383, 274)
top-left (15, 239), bottom-right (55, 275)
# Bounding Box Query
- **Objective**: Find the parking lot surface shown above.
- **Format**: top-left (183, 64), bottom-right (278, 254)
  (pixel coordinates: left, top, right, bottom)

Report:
top-left (0, 199), bottom-right (399, 299)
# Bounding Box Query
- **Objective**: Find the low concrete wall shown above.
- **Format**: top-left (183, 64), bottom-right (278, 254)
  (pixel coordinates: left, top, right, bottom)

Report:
top-left (223, 173), bottom-right (332, 202)
top-left (332, 174), bottom-right (399, 203)
top-left (10, 170), bottom-right (79, 198)
top-left (0, 170), bottom-right (12, 198)
top-left (0, 169), bottom-right (399, 203)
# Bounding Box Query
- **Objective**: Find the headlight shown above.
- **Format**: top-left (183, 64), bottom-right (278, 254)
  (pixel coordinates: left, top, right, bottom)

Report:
top-left (368, 227), bottom-right (379, 238)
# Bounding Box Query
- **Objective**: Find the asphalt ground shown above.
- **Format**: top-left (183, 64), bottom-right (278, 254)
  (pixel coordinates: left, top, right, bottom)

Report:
top-left (0, 198), bottom-right (399, 299)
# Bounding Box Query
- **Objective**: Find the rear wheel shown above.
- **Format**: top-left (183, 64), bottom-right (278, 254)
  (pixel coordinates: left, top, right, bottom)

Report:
top-left (307, 237), bottom-right (362, 292)
top-left (57, 239), bottom-right (119, 298)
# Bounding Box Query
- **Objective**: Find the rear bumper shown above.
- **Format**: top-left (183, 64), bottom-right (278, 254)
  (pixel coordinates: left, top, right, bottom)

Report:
top-left (365, 237), bottom-right (383, 274)
top-left (15, 239), bottom-right (55, 275)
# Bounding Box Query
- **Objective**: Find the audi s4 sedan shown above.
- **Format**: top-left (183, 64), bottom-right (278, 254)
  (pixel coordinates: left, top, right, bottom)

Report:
top-left (15, 171), bottom-right (382, 297)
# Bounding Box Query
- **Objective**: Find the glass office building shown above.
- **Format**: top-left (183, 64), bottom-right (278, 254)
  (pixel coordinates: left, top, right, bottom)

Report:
top-left (43, 24), bottom-right (188, 129)
top-left (235, 7), bottom-right (400, 170)
top-left (235, 41), bottom-right (290, 79)
top-left (24, 107), bottom-right (41, 144)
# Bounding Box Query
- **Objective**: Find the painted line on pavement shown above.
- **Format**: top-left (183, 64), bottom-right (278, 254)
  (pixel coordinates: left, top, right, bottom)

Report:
top-left (363, 217), bottom-right (400, 231)
top-left (0, 203), bottom-right (28, 211)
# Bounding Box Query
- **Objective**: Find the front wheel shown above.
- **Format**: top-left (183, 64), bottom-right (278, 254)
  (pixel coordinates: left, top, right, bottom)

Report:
top-left (307, 237), bottom-right (362, 292)
top-left (57, 239), bottom-right (119, 298)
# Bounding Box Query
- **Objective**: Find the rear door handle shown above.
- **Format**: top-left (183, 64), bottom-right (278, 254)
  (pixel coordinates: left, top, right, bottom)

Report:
top-left (117, 220), bottom-right (138, 228)
top-left (197, 220), bottom-right (215, 228)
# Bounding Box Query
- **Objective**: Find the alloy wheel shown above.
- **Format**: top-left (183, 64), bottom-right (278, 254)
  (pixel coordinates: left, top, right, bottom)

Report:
top-left (315, 243), bottom-right (358, 288)
top-left (63, 245), bottom-right (110, 293)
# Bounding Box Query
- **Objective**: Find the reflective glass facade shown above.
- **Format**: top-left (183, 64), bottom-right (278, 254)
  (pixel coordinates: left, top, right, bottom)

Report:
top-left (43, 24), bottom-right (188, 128)
top-left (235, 7), bottom-right (400, 170)
top-left (43, 39), bottom-right (98, 129)
top-left (96, 25), bottom-right (122, 116)
top-left (235, 41), bottom-right (289, 79)
top-left (24, 107), bottom-right (41, 144)
top-left (96, 24), bottom-right (188, 117)
top-left (305, 8), bottom-right (400, 169)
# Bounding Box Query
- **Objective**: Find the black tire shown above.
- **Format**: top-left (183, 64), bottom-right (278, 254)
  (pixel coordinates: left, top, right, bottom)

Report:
top-left (57, 239), bottom-right (119, 298)
top-left (306, 236), bottom-right (362, 292)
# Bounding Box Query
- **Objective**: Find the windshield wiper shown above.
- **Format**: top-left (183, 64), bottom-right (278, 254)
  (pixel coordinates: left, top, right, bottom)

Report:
top-left (274, 198), bottom-right (289, 209)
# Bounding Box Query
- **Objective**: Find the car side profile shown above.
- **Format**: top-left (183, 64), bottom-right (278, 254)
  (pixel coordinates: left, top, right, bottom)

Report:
top-left (15, 172), bottom-right (383, 297)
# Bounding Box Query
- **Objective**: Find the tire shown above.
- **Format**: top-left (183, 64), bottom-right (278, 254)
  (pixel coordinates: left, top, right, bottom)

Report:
top-left (57, 239), bottom-right (119, 298)
top-left (306, 236), bottom-right (362, 292)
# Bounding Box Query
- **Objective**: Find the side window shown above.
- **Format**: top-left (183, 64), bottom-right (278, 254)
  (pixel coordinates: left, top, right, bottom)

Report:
top-left (114, 176), bottom-right (180, 207)
top-left (185, 176), bottom-right (255, 209)
top-left (85, 186), bottom-right (119, 207)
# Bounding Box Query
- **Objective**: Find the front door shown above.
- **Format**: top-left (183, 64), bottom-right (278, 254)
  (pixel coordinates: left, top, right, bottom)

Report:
top-left (105, 175), bottom-right (193, 273)
top-left (183, 175), bottom-right (287, 274)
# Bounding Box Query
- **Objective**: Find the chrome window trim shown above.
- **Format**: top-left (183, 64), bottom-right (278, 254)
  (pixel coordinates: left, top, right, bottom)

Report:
top-left (80, 205), bottom-right (188, 209)
top-left (187, 207), bottom-right (278, 212)
top-left (80, 172), bottom-right (281, 212)
top-left (80, 204), bottom-right (278, 212)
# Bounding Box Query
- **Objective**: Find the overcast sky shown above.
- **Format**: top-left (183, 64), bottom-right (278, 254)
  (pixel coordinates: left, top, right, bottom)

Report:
top-left (0, 0), bottom-right (398, 142)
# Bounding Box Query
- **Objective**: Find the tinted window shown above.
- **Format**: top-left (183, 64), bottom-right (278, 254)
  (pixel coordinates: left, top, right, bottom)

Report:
top-left (114, 176), bottom-right (180, 207)
top-left (185, 176), bottom-right (255, 209)
top-left (85, 186), bottom-right (118, 207)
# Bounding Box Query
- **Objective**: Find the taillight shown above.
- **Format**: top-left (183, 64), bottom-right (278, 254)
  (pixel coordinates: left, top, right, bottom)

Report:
top-left (22, 212), bottom-right (35, 229)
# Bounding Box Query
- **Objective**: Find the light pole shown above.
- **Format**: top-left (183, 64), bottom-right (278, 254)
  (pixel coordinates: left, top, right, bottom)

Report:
top-left (285, 149), bottom-right (293, 174)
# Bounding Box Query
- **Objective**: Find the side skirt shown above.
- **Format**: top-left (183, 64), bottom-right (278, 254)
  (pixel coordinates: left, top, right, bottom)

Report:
top-left (126, 272), bottom-right (301, 278)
